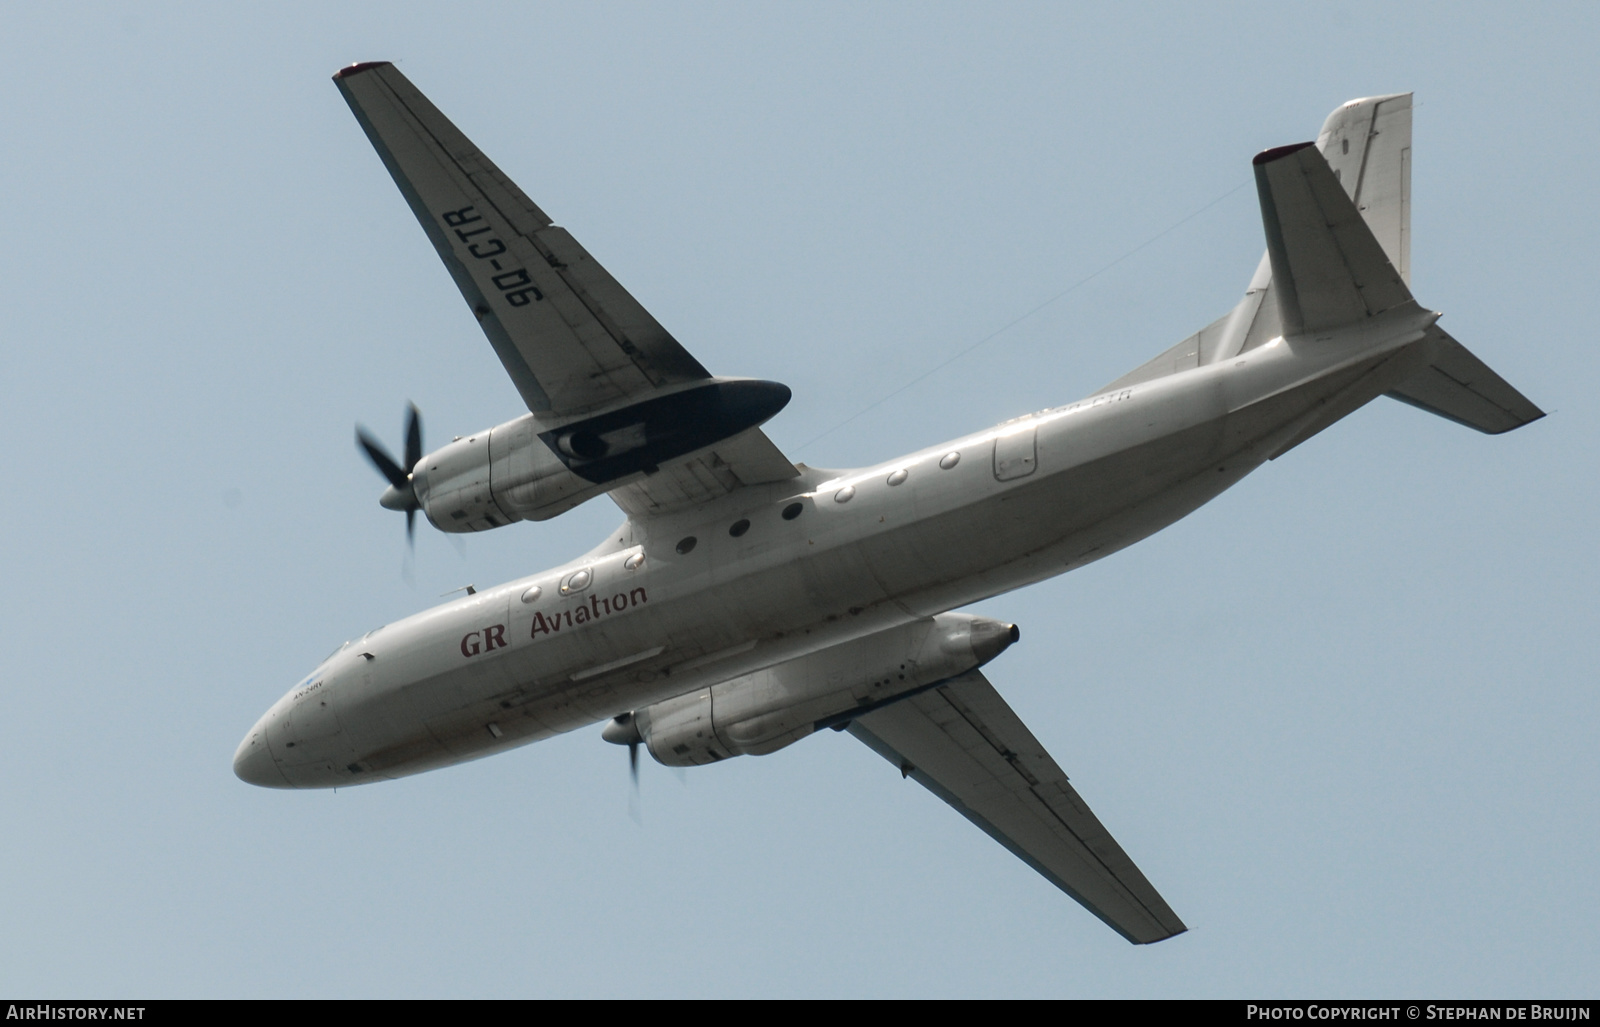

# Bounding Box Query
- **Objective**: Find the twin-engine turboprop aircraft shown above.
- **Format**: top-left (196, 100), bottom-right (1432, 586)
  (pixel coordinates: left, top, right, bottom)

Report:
top-left (233, 64), bottom-right (1543, 945)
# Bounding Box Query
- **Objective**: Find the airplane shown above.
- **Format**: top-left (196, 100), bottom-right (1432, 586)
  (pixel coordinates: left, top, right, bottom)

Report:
top-left (233, 63), bottom-right (1544, 946)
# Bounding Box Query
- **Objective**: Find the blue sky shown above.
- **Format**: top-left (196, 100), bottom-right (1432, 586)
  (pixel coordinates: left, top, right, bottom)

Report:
top-left (2, 2), bottom-right (1595, 997)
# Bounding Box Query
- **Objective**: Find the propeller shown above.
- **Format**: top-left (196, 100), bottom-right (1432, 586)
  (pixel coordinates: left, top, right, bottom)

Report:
top-left (602, 712), bottom-right (643, 787)
top-left (356, 403), bottom-right (424, 543)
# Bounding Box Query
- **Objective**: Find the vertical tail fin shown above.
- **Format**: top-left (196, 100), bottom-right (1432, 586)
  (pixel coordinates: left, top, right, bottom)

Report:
top-left (1230, 94), bottom-right (1414, 351)
top-left (1106, 93), bottom-right (1541, 435)
top-left (1313, 95), bottom-right (1541, 431)
top-left (1102, 94), bottom-right (1415, 392)
top-left (1316, 94), bottom-right (1413, 286)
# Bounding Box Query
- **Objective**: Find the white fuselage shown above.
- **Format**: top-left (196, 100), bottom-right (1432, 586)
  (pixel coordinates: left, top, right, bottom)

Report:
top-left (234, 308), bottom-right (1438, 788)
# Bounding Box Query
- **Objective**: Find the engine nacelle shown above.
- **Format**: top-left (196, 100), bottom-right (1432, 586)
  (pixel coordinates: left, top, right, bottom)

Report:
top-left (412, 379), bottom-right (792, 533)
top-left (630, 613), bottom-right (1018, 767)
top-left (413, 415), bottom-right (606, 532)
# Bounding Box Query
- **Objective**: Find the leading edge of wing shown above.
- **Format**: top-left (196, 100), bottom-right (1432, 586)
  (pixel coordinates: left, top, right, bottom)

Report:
top-left (333, 61), bottom-right (711, 419)
top-left (848, 670), bottom-right (1186, 944)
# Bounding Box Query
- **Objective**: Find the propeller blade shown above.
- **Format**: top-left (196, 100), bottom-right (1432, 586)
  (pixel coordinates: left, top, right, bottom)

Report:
top-left (357, 404), bottom-right (425, 547)
top-left (356, 427), bottom-right (409, 491)
top-left (603, 712), bottom-right (645, 790)
top-left (404, 403), bottom-right (422, 475)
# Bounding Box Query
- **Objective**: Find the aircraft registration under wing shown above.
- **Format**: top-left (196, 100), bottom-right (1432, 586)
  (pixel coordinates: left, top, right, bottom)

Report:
top-left (335, 62), bottom-right (798, 517)
top-left (850, 670), bottom-right (1186, 944)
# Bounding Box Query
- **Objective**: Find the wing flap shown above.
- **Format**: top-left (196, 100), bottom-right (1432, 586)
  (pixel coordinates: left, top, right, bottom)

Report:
top-left (849, 670), bottom-right (1186, 944)
top-left (608, 428), bottom-right (799, 517)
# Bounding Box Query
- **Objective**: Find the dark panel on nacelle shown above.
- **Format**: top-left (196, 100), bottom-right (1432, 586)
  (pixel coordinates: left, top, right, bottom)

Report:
top-left (410, 379), bottom-right (792, 533)
top-left (540, 380), bottom-right (790, 484)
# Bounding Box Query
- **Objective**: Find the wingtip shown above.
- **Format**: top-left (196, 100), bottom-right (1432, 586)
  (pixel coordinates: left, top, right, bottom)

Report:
top-left (1133, 924), bottom-right (1189, 945)
top-left (333, 61), bottom-right (392, 81)
top-left (1252, 140), bottom-right (1317, 166)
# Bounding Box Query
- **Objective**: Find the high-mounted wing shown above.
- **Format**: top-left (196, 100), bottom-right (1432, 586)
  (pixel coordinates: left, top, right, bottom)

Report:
top-left (334, 62), bottom-right (797, 512)
top-left (334, 62), bottom-right (708, 419)
top-left (849, 670), bottom-right (1186, 944)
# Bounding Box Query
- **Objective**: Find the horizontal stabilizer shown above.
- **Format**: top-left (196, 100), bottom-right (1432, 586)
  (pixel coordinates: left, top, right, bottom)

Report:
top-left (849, 670), bottom-right (1185, 944)
top-left (1254, 141), bottom-right (1413, 336)
top-left (1388, 328), bottom-right (1545, 434)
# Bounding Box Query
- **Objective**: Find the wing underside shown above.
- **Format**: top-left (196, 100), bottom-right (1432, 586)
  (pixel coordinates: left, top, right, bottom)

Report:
top-left (848, 670), bottom-right (1186, 944)
top-left (335, 62), bottom-right (797, 513)
top-left (335, 62), bottom-right (710, 418)
top-left (607, 428), bottom-right (800, 517)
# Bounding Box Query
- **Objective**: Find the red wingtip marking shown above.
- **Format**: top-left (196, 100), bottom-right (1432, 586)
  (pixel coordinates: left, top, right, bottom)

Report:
top-left (333, 61), bottom-right (392, 80)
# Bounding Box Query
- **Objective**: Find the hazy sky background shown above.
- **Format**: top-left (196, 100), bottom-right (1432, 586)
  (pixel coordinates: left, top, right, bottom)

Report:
top-left (2, 1), bottom-right (1595, 998)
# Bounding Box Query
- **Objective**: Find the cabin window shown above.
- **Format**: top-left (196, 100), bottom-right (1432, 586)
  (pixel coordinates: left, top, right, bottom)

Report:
top-left (782, 502), bottom-right (804, 520)
top-left (939, 451), bottom-right (961, 470)
top-left (886, 469), bottom-right (908, 486)
top-left (729, 519), bottom-right (750, 537)
top-left (834, 486), bottom-right (855, 503)
top-left (676, 536), bottom-right (698, 555)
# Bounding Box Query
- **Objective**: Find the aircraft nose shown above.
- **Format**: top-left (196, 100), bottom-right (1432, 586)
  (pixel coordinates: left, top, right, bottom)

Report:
top-left (233, 728), bottom-right (288, 788)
